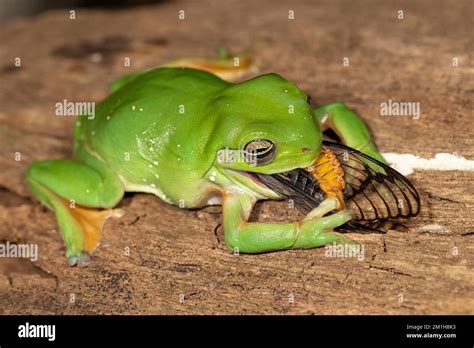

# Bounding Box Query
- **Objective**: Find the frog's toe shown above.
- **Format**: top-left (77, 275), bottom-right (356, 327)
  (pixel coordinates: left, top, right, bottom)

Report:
top-left (67, 252), bottom-right (91, 267)
top-left (112, 208), bottom-right (125, 218)
top-left (67, 255), bottom-right (79, 267)
top-left (334, 233), bottom-right (360, 246)
top-left (77, 252), bottom-right (91, 267)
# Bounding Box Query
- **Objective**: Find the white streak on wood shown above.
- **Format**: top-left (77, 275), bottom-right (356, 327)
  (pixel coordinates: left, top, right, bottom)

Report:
top-left (381, 152), bottom-right (474, 176)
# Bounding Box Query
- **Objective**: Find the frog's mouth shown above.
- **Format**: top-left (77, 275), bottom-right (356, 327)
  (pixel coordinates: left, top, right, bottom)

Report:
top-left (254, 145), bottom-right (347, 210)
top-left (234, 170), bottom-right (266, 186)
top-left (225, 143), bottom-right (346, 206)
top-left (233, 144), bottom-right (348, 214)
top-left (228, 165), bottom-right (328, 205)
top-left (222, 168), bottom-right (282, 199)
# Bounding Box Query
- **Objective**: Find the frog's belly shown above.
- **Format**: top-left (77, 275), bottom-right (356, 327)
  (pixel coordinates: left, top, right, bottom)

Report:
top-left (205, 193), bottom-right (222, 206)
top-left (119, 175), bottom-right (174, 205)
top-left (119, 174), bottom-right (223, 208)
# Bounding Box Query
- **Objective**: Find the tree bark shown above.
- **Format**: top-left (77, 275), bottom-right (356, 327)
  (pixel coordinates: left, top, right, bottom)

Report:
top-left (0, 0), bottom-right (472, 314)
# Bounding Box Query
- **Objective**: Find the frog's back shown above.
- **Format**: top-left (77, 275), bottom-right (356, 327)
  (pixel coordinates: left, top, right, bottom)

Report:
top-left (75, 68), bottom-right (230, 205)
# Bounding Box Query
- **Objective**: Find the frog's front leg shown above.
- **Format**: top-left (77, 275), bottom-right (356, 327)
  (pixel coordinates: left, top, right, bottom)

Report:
top-left (222, 192), bottom-right (355, 253)
top-left (314, 102), bottom-right (386, 163)
top-left (26, 159), bottom-right (124, 266)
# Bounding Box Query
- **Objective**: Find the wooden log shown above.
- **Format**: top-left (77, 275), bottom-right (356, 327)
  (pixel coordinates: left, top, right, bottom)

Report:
top-left (0, 0), bottom-right (472, 314)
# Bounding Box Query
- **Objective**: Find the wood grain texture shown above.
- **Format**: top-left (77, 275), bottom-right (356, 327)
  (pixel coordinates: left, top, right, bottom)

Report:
top-left (0, 0), bottom-right (472, 314)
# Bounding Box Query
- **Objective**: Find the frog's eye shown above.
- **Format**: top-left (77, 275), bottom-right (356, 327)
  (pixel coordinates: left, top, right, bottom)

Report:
top-left (244, 139), bottom-right (276, 166)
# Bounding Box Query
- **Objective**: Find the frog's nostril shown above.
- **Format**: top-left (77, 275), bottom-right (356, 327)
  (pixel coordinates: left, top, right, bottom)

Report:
top-left (302, 147), bottom-right (310, 153)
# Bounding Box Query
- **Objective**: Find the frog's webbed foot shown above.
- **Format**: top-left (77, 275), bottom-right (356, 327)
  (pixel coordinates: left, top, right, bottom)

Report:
top-left (39, 187), bottom-right (123, 266)
top-left (67, 204), bottom-right (124, 256)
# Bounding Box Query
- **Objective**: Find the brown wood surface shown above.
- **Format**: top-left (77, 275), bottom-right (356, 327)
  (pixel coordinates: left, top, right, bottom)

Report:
top-left (0, 0), bottom-right (472, 314)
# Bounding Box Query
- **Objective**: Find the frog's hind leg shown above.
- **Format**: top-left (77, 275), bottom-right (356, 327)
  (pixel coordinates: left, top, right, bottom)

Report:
top-left (109, 48), bottom-right (256, 93)
top-left (26, 160), bottom-right (124, 266)
top-left (109, 51), bottom-right (253, 93)
top-left (162, 48), bottom-right (254, 82)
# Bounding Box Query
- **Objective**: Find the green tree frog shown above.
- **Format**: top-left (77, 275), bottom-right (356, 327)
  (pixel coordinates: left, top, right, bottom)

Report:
top-left (26, 54), bottom-right (388, 266)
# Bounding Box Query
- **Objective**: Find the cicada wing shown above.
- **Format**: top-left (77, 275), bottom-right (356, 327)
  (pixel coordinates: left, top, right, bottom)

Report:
top-left (322, 141), bottom-right (421, 230)
top-left (336, 220), bottom-right (387, 233)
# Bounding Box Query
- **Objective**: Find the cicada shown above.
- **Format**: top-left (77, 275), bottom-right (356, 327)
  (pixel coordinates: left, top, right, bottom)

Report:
top-left (255, 141), bottom-right (421, 232)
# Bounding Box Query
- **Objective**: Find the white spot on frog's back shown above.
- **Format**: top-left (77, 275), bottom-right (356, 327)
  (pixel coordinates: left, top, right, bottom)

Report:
top-left (135, 123), bottom-right (176, 161)
top-left (209, 171), bottom-right (217, 182)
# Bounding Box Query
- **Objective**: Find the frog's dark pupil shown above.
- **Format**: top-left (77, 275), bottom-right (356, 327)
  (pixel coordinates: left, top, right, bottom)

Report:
top-left (244, 139), bottom-right (276, 165)
top-left (255, 147), bottom-right (271, 158)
